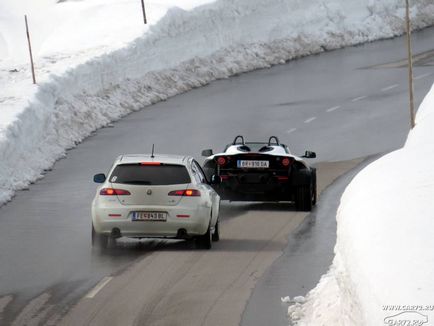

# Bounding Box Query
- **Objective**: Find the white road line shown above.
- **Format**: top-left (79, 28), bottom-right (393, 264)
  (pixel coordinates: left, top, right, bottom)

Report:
top-left (381, 84), bottom-right (399, 92)
top-left (286, 128), bottom-right (297, 134)
top-left (414, 73), bottom-right (431, 80)
top-left (351, 95), bottom-right (367, 102)
top-left (85, 277), bottom-right (113, 299)
top-left (326, 105), bottom-right (341, 112)
top-left (304, 117), bottom-right (316, 124)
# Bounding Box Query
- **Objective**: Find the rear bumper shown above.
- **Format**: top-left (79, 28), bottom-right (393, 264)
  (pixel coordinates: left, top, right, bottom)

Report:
top-left (92, 204), bottom-right (210, 238)
top-left (216, 177), bottom-right (294, 201)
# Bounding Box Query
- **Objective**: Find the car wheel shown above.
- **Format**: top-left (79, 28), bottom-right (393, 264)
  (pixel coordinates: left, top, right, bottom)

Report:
top-left (92, 223), bottom-right (109, 249)
top-left (312, 168), bottom-right (317, 206)
top-left (212, 219), bottom-right (220, 242)
top-left (295, 184), bottom-right (313, 212)
top-left (196, 224), bottom-right (212, 250)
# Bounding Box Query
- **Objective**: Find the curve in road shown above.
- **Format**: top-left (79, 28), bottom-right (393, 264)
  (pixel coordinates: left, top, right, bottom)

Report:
top-left (0, 27), bottom-right (434, 325)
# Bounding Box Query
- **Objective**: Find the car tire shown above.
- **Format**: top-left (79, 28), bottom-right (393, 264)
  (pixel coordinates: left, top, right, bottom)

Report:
top-left (212, 219), bottom-right (220, 242)
top-left (92, 223), bottom-right (109, 249)
top-left (295, 184), bottom-right (313, 212)
top-left (196, 224), bottom-right (212, 250)
top-left (312, 168), bottom-right (317, 206)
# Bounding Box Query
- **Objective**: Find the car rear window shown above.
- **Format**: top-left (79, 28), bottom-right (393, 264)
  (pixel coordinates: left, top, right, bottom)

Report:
top-left (109, 164), bottom-right (191, 185)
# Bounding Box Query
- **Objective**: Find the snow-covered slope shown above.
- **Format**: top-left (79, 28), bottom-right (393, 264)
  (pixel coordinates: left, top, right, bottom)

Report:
top-left (287, 83), bottom-right (434, 325)
top-left (0, 0), bottom-right (214, 62)
top-left (1, 0), bottom-right (434, 205)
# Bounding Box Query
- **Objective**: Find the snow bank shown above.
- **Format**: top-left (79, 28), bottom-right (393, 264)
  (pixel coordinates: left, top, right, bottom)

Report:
top-left (287, 83), bottom-right (434, 325)
top-left (1, 0), bottom-right (434, 205)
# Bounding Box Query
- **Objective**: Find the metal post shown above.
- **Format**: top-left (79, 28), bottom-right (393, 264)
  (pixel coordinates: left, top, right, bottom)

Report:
top-left (141, 0), bottom-right (147, 25)
top-left (24, 15), bottom-right (36, 85)
top-left (405, 0), bottom-right (416, 129)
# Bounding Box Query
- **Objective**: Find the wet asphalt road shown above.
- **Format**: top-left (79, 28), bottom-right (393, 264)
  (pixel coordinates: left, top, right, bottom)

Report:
top-left (240, 158), bottom-right (376, 326)
top-left (0, 27), bottom-right (434, 325)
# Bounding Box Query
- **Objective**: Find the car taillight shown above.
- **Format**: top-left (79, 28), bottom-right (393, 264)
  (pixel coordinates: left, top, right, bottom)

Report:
top-left (168, 189), bottom-right (201, 197)
top-left (217, 156), bottom-right (227, 166)
top-left (281, 158), bottom-right (293, 167)
top-left (100, 188), bottom-right (131, 196)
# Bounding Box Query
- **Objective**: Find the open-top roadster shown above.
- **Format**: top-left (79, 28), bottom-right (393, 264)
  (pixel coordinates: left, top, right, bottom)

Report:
top-left (202, 136), bottom-right (317, 211)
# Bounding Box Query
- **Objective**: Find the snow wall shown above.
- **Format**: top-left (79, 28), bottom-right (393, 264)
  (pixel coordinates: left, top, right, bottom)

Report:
top-left (288, 84), bottom-right (434, 325)
top-left (1, 0), bottom-right (434, 205)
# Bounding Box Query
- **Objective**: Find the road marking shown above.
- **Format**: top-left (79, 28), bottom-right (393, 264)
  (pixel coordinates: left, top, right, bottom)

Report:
top-left (85, 277), bottom-right (113, 299)
top-left (286, 128), bottom-right (297, 134)
top-left (304, 117), bottom-right (316, 124)
top-left (414, 73), bottom-right (431, 80)
top-left (381, 84), bottom-right (399, 92)
top-left (326, 105), bottom-right (341, 112)
top-left (351, 95), bottom-right (367, 102)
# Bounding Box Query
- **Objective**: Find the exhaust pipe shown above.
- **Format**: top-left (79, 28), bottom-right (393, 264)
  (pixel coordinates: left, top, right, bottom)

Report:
top-left (111, 228), bottom-right (122, 238)
top-left (176, 228), bottom-right (188, 239)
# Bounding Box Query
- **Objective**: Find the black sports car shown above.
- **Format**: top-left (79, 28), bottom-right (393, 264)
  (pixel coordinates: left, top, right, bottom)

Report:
top-left (202, 136), bottom-right (317, 211)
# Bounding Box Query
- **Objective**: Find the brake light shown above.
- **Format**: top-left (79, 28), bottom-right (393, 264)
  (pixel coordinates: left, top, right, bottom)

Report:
top-left (281, 158), bottom-right (293, 167)
top-left (100, 188), bottom-right (131, 196)
top-left (140, 162), bottom-right (161, 166)
top-left (217, 156), bottom-right (226, 166)
top-left (168, 189), bottom-right (201, 197)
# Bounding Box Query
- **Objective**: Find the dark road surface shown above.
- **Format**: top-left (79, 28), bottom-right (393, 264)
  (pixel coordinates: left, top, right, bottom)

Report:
top-left (240, 157), bottom-right (378, 326)
top-left (0, 27), bottom-right (434, 325)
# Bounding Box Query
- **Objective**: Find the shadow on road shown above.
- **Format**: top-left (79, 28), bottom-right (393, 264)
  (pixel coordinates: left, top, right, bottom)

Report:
top-left (220, 201), bottom-right (296, 220)
top-left (95, 236), bottom-right (283, 254)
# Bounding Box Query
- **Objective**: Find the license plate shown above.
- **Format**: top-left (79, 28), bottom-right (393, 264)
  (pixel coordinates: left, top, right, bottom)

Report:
top-left (132, 212), bottom-right (167, 221)
top-left (237, 160), bottom-right (269, 168)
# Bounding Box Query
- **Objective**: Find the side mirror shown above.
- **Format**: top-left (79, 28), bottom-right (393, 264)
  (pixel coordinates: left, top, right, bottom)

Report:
top-left (93, 173), bottom-right (106, 183)
top-left (210, 175), bottom-right (221, 185)
top-left (303, 151), bottom-right (316, 159)
top-left (202, 149), bottom-right (213, 157)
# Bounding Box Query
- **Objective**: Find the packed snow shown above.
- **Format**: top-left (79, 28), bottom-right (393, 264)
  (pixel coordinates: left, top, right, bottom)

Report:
top-left (1, 0), bottom-right (434, 206)
top-left (287, 83), bottom-right (434, 325)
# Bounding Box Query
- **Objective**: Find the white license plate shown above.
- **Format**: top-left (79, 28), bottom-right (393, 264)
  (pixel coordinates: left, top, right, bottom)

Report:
top-left (237, 160), bottom-right (269, 168)
top-left (132, 212), bottom-right (167, 221)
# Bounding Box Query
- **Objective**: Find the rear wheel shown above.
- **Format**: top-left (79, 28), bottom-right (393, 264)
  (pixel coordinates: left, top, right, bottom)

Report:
top-left (196, 224), bottom-right (212, 249)
top-left (312, 168), bottom-right (317, 206)
top-left (92, 223), bottom-right (109, 249)
top-left (212, 219), bottom-right (220, 242)
top-left (295, 184), bottom-right (313, 212)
